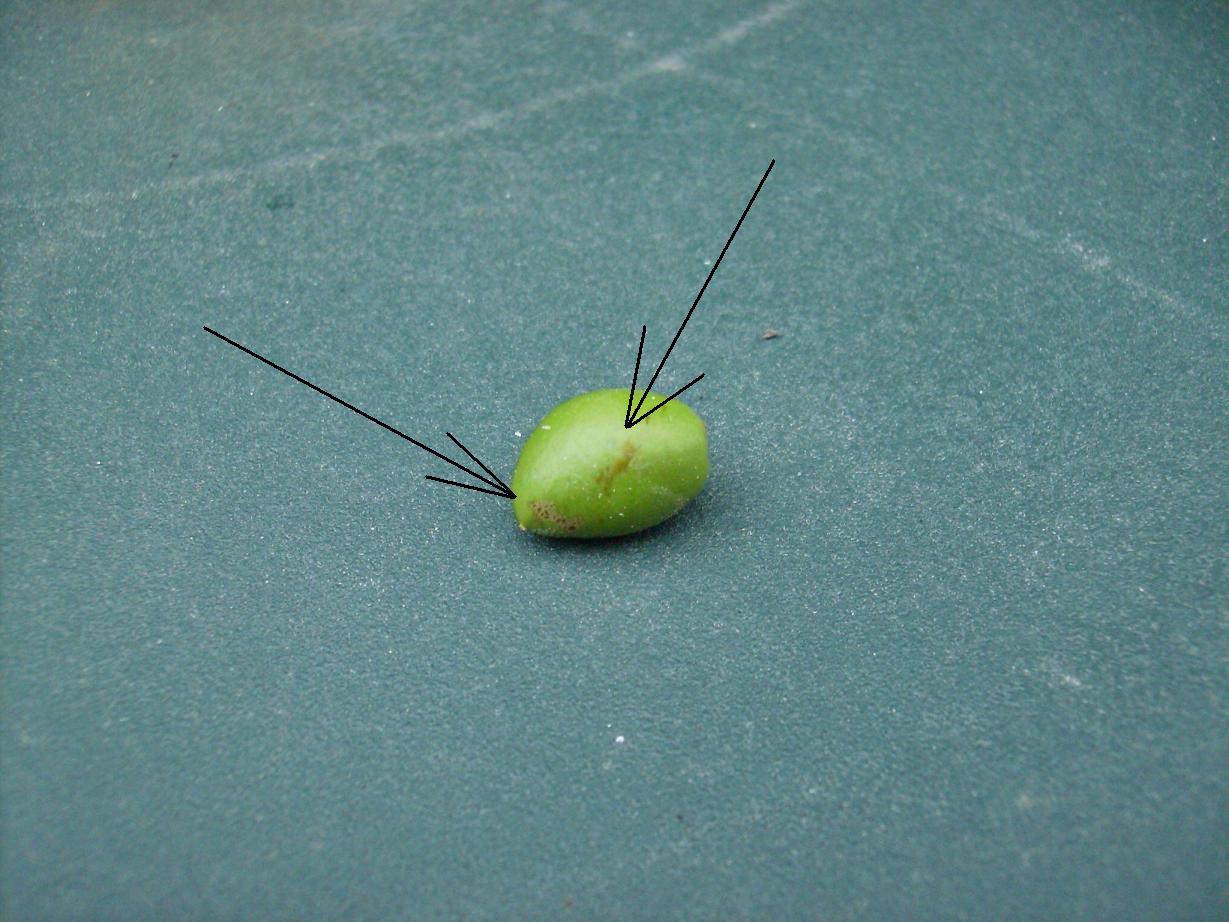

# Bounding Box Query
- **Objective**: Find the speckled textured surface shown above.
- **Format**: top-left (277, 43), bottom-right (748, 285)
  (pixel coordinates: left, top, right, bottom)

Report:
top-left (2, 1), bottom-right (1227, 919)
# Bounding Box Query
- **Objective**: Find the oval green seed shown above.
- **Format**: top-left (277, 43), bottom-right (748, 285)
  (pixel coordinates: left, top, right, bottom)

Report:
top-left (511, 388), bottom-right (709, 538)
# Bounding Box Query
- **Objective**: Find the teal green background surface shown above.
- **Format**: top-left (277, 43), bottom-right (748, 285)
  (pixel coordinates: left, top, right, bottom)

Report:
top-left (2, 1), bottom-right (1227, 918)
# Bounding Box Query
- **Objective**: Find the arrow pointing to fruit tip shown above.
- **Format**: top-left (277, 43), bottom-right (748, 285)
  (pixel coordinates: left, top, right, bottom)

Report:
top-left (625, 158), bottom-right (775, 428)
top-left (203, 326), bottom-right (514, 499)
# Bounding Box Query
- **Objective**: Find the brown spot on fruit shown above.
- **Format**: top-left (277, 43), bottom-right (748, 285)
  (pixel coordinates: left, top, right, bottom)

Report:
top-left (529, 499), bottom-right (582, 533)
top-left (595, 441), bottom-right (636, 492)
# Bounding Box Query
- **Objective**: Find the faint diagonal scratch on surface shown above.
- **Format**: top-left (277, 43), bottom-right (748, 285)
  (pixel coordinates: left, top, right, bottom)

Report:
top-left (681, 80), bottom-right (1206, 325)
top-left (946, 190), bottom-right (1205, 324)
top-left (709, 1), bottom-right (798, 48)
top-left (644, 1), bottom-right (799, 74)
top-left (1, 1), bottom-right (801, 212)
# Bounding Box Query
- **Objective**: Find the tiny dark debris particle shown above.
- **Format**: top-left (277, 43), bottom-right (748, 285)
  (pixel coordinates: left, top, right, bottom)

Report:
top-left (266, 192), bottom-right (295, 211)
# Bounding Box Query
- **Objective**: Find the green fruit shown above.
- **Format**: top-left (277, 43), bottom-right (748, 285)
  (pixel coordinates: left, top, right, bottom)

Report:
top-left (511, 388), bottom-right (708, 538)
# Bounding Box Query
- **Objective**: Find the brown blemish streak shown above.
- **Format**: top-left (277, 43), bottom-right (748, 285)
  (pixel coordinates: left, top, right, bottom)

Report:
top-left (529, 499), bottom-right (582, 533)
top-left (595, 441), bottom-right (636, 492)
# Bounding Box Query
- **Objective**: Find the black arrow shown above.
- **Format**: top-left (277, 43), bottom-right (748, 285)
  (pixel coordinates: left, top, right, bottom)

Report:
top-left (203, 326), bottom-right (514, 499)
top-left (625, 159), bottom-right (775, 428)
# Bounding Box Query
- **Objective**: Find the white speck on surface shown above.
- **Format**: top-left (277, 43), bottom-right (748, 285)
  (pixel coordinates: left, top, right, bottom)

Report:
top-left (614, 735), bottom-right (625, 744)
top-left (541, 424), bottom-right (551, 430)
top-left (648, 53), bottom-right (686, 73)
top-left (514, 430), bottom-right (521, 437)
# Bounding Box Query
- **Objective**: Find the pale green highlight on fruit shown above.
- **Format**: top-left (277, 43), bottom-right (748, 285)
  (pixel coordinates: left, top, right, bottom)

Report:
top-left (511, 389), bottom-right (708, 538)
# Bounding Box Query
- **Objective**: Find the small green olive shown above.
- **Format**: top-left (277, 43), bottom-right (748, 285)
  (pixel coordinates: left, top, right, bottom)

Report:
top-left (511, 388), bottom-right (708, 538)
